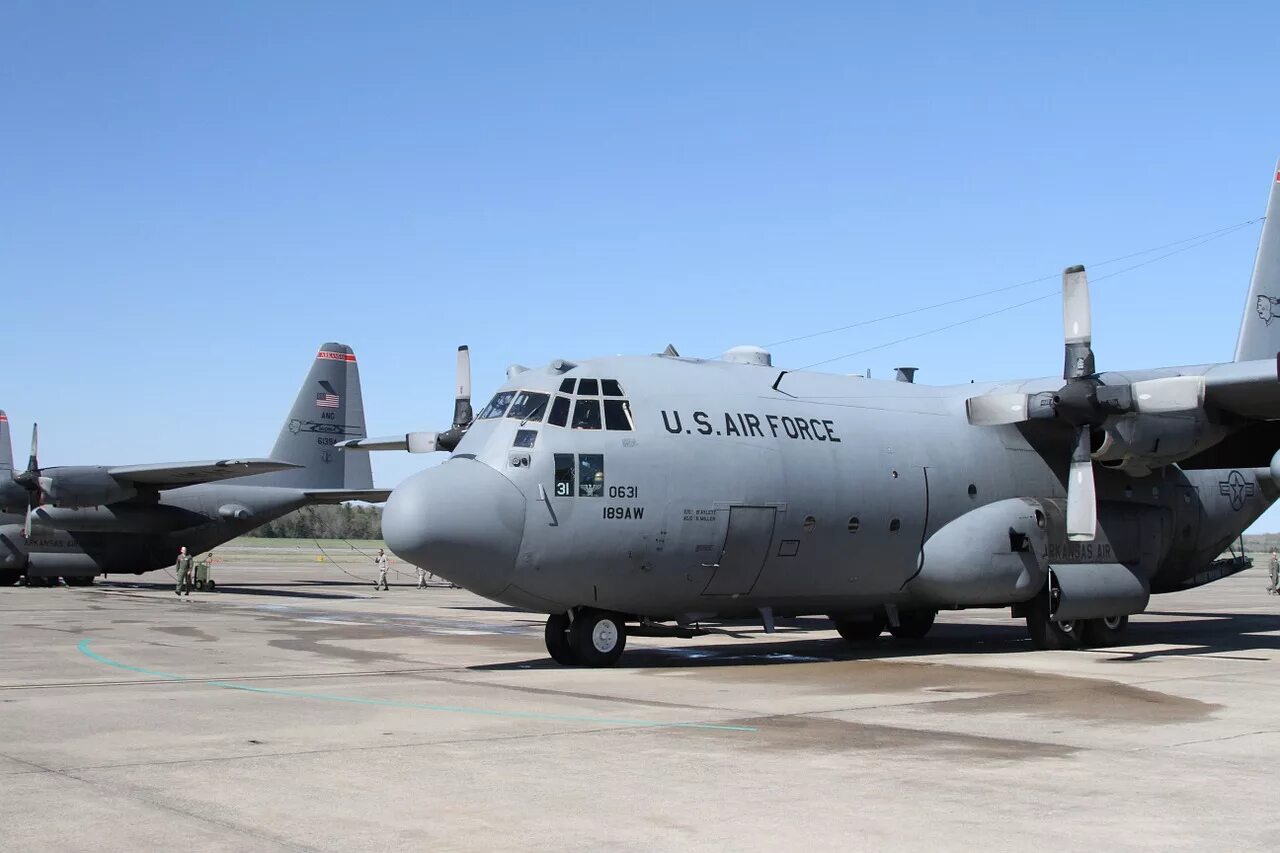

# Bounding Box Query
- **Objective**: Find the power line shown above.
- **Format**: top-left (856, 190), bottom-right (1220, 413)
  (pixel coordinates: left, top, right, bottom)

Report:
top-left (767, 216), bottom-right (1263, 352)
top-left (797, 218), bottom-right (1262, 370)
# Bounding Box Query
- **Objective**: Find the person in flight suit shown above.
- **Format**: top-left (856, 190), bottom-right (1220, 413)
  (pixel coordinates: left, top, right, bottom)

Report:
top-left (174, 546), bottom-right (194, 596)
top-left (1269, 550), bottom-right (1279, 595)
top-left (417, 564), bottom-right (429, 589)
top-left (374, 548), bottom-right (390, 591)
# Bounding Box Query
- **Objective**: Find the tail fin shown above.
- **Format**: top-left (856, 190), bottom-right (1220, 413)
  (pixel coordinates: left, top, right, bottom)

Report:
top-left (249, 343), bottom-right (374, 490)
top-left (0, 411), bottom-right (11, 471)
top-left (1234, 159), bottom-right (1280, 361)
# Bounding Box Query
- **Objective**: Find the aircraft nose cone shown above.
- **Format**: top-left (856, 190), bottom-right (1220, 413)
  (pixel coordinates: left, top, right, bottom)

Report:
top-left (382, 460), bottom-right (527, 597)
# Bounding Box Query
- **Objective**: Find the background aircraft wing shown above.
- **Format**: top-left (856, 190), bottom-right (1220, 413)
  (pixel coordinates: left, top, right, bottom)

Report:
top-left (301, 488), bottom-right (392, 504)
top-left (1204, 358), bottom-right (1280, 420)
top-left (107, 458), bottom-right (302, 488)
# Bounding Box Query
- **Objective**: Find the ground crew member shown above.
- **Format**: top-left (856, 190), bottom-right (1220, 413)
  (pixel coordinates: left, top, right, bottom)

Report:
top-left (417, 565), bottom-right (429, 589)
top-left (375, 548), bottom-right (390, 591)
top-left (1269, 550), bottom-right (1279, 595)
top-left (174, 546), bottom-right (194, 596)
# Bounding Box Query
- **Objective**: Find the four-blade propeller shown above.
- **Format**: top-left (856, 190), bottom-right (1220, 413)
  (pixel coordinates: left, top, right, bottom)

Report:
top-left (965, 266), bottom-right (1205, 541)
top-left (337, 346), bottom-right (473, 454)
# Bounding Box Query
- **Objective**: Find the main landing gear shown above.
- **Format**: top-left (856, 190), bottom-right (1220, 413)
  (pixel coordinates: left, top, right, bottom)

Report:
top-left (1024, 593), bottom-right (1130, 650)
top-left (830, 607), bottom-right (938, 644)
top-left (544, 608), bottom-right (628, 667)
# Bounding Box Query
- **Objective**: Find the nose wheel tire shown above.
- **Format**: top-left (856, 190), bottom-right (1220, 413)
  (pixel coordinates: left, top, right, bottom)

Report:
top-left (544, 613), bottom-right (578, 665)
top-left (831, 612), bottom-right (887, 643)
top-left (888, 608), bottom-right (936, 640)
top-left (569, 609), bottom-right (627, 667)
top-left (1078, 614), bottom-right (1129, 647)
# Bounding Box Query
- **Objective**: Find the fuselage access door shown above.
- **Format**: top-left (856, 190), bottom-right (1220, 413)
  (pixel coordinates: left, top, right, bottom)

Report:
top-left (701, 505), bottom-right (778, 596)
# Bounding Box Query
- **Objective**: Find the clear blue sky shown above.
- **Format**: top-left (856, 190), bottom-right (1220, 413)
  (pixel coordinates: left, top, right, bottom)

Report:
top-left (7, 2), bottom-right (1280, 526)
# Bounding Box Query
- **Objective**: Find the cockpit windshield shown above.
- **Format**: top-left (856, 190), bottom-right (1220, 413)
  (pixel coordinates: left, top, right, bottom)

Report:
top-left (477, 391), bottom-right (516, 419)
top-left (506, 391), bottom-right (549, 423)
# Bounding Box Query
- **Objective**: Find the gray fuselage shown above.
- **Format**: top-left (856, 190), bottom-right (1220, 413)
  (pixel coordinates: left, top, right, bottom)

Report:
top-left (382, 354), bottom-right (1271, 621)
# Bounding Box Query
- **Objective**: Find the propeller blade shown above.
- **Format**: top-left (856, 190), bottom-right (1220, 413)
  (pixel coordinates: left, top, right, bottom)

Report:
top-left (1130, 376), bottom-right (1206, 414)
top-left (966, 393), bottom-right (1031, 426)
top-left (26, 422), bottom-right (38, 474)
top-left (1062, 265), bottom-right (1095, 380)
top-left (453, 345), bottom-right (473, 429)
top-left (1066, 426), bottom-right (1097, 541)
top-left (406, 432), bottom-right (441, 454)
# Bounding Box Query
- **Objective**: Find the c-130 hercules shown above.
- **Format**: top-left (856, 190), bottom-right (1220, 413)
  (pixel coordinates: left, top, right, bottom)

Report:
top-left (0, 343), bottom-right (388, 585)
top-left (348, 161), bottom-right (1280, 667)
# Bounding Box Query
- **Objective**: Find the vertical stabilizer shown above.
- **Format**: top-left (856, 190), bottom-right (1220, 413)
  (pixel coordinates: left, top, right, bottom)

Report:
top-left (247, 343), bottom-right (374, 490)
top-left (1234, 160), bottom-right (1280, 361)
top-left (0, 411), bottom-right (11, 471)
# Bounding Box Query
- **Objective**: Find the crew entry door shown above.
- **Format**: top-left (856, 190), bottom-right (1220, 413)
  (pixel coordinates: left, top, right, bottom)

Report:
top-left (702, 506), bottom-right (777, 596)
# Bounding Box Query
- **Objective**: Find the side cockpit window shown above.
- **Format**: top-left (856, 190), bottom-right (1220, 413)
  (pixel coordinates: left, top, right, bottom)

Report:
top-left (477, 391), bottom-right (515, 419)
top-left (603, 399), bottom-right (633, 431)
top-left (546, 378), bottom-right (633, 430)
top-left (507, 391), bottom-right (549, 423)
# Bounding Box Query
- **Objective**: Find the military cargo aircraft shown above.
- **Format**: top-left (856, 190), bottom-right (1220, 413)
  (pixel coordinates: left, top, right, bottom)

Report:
top-left (350, 162), bottom-right (1280, 667)
top-left (0, 343), bottom-right (388, 585)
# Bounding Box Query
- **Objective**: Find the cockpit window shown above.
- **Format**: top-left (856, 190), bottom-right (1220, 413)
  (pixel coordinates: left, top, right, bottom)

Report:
top-left (559, 378), bottom-right (576, 394)
top-left (477, 391), bottom-right (516, 419)
top-left (571, 399), bottom-right (602, 430)
top-left (506, 391), bottom-right (549, 422)
top-left (578, 378), bottom-right (599, 396)
top-left (548, 396), bottom-right (570, 427)
top-left (601, 379), bottom-right (624, 397)
top-left (604, 399), bottom-right (633, 431)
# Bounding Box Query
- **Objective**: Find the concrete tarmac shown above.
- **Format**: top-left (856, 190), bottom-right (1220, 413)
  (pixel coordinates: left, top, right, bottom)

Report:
top-left (3, 562), bottom-right (1280, 851)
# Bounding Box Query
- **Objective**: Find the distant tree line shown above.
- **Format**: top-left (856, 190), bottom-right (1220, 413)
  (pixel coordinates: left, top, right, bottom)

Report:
top-left (253, 504), bottom-right (383, 540)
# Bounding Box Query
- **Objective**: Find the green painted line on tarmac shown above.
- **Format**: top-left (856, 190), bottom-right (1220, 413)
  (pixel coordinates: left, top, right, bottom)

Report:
top-left (76, 639), bottom-right (756, 733)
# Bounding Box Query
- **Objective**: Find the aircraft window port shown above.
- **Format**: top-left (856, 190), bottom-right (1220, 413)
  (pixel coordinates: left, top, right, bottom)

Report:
top-left (601, 379), bottom-right (624, 397)
top-left (478, 391), bottom-right (516, 419)
top-left (578, 378), bottom-right (600, 396)
top-left (848, 517), bottom-right (860, 533)
top-left (578, 454), bottom-right (605, 497)
top-left (967, 483), bottom-right (977, 497)
top-left (559, 378), bottom-right (576, 394)
top-left (514, 429), bottom-right (538, 448)
top-left (803, 516), bottom-right (817, 533)
top-left (572, 399), bottom-right (602, 430)
top-left (603, 399), bottom-right (633, 431)
top-left (890, 470), bottom-right (899, 479)
top-left (548, 396), bottom-right (571, 427)
top-left (889, 518), bottom-right (901, 532)
top-left (507, 391), bottom-right (550, 423)
top-left (554, 454), bottom-right (575, 497)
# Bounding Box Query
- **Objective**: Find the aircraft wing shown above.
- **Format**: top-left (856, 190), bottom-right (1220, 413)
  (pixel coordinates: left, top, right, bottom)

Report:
top-left (1203, 358), bottom-right (1280, 420)
top-left (107, 458), bottom-right (302, 488)
top-left (302, 488), bottom-right (393, 504)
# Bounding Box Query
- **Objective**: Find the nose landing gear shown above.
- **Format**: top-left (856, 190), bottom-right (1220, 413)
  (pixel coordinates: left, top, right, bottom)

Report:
top-left (543, 608), bottom-right (628, 667)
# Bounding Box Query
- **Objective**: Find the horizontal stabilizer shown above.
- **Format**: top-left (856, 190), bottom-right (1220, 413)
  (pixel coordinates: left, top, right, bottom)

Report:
top-left (108, 458), bottom-right (301, 488)
top-left (301, 488), bottom-right (392, 504)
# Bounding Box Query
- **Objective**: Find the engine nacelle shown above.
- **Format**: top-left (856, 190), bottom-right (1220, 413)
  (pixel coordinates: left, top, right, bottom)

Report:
top-left (1092, 412), bottom-right (1227, 476)
top-left (37, 466), bottom-right (138, 508)
top-left (910, 498), bottom-right (1051, 606)
top-left (28, 503), bottom-right (200, 534)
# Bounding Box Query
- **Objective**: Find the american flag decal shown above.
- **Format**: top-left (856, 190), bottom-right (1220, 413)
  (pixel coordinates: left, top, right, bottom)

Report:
top-left (315, 393), bottom-right (340, 409)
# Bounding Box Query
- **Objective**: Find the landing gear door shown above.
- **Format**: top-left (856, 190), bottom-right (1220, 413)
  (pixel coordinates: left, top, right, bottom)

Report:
top-left (702, 506), bottom-right (777, 596)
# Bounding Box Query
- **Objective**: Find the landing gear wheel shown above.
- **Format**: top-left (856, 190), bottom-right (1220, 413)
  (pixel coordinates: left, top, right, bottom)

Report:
top-left (1079, 614), bottom-right (1129, 647)
top-left (64, 576), bottom-right (94, 587)
top-left (544, 613), bottom-right (578, 666)
top-left (569, 609), bottom-right (627, 667)
top-left (1025, 592), bottom-right (1081, 650)
top-left (206, 580), bottom-right (216, 592)
top-left (831, 612), bottom-right (887, 643)
top-left (0, 569), bottom-right (22, 586)
top-left (888, 608), bottom-right (936, 640)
